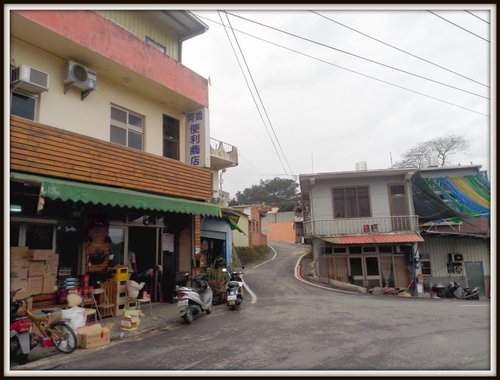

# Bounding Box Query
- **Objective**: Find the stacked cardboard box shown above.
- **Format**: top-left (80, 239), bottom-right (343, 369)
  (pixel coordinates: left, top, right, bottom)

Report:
top-left (25, 249), bottom-right (60, 295)
top-left (10, 247), bottom-right (29, 293)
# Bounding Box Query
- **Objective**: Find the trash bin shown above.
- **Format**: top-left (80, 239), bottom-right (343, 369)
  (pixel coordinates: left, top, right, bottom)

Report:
top-left (432, 284), bottom-right (446, 298)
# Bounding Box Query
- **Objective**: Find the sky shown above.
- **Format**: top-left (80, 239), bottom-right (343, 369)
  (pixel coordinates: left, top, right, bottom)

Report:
top-left (181, 5), bottom-right (494, 199)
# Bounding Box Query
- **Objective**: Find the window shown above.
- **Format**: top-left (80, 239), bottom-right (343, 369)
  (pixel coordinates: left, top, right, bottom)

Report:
top-left (11, 91), bottom-right (37, 120)
top-left (349, 246), bottom-right (362, 254)
top-left (110, 105), bottom-right (144, 150)
top-left (146, 36), bottom-right (167, 54)
top-left (362, 246), bottom-right (376, 253)
top-left (163, 114), bottom-right (179, 160)
top-left (333, 187), bottom-right (370, 218)
top-left (420, 253), bottom-right (431, 275)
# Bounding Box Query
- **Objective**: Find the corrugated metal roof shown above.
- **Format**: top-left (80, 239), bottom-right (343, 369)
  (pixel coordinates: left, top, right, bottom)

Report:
top-left (322, 233), bottom-right (424, 245)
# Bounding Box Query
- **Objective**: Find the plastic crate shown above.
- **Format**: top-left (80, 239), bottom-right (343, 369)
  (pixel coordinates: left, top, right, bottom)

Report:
top-left (110, 266), bottom-right (129, 281)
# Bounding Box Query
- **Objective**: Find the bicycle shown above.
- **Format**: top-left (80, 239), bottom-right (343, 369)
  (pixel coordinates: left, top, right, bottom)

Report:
top-left (13, 293), bottom-right (78, 355)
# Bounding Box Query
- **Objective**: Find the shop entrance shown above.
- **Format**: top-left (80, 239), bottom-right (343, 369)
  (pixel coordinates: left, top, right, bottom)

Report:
top-left (128, 227), bottom-right (156, 272)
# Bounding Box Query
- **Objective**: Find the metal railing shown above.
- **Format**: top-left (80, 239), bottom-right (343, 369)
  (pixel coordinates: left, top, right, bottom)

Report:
top-left (209, 138), bottom-right (238, 164)
top-left (303, 215), bottom-right (419, 237)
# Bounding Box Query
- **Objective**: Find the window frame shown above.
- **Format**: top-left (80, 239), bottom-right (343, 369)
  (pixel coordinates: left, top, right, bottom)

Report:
top-left (163, 114), bottom-right (180, 160)
top-left (110, 104), bottom-right (144, 150)
top-left (332, 186), bottom-right (371, 218)
top-left (11, 90), bottom-right (39, 121)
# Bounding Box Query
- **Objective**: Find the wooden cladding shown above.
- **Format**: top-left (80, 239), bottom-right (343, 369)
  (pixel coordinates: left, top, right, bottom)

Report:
top-left (10, 116), bottom-right (213, 201)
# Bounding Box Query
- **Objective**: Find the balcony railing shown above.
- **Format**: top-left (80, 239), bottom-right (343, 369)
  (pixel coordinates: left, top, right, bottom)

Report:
top-left (210, 138), bottom-right (238, 170)
top-left (303, 215), bottom-right (419, 238)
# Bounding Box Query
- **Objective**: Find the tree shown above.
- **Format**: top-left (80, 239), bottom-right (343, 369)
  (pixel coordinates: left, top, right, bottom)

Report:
top-left (394, 135), bottom-right (469, 168)
top-left (229, 177), bottom-right (299, 211)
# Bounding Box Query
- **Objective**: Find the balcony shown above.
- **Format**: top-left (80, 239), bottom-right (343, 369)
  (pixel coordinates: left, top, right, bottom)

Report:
top-left (210, 138), bottom-right (238, 171)
top-left (10, 116), bottom-right (213, 201)
top-left (303, 215), bottom-right (419, 238)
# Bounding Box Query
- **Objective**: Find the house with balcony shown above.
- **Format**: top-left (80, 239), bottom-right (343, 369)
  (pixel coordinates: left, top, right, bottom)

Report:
top-left (299, 163), bottom-right (490, 296)
top-left (9, 9), bottom-right (238, 307)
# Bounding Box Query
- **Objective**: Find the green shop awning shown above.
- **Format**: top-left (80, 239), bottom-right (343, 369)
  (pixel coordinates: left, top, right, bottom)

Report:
top-left (11, 172), bottom-right (220, 217)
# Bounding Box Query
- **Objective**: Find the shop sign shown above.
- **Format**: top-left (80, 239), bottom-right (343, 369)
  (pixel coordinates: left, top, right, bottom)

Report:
top-left (186, 108), bottom-right (210, 168)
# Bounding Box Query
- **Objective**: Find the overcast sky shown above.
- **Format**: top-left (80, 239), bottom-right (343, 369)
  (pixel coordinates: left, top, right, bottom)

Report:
top-left (182, 5), bottom-right (494, 198)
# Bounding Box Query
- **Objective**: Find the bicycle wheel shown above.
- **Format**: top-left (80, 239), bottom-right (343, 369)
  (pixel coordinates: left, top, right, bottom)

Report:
top-left (49, 321), bottom-right (78, 353)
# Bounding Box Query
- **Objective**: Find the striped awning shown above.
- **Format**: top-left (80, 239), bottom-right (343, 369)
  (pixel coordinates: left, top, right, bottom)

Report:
top-left (321, 233), bottom-right (424, 245)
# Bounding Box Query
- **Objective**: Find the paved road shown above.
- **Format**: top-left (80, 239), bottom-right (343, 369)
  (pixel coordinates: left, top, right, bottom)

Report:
top-left (11, 241), bottom-right (493, 374)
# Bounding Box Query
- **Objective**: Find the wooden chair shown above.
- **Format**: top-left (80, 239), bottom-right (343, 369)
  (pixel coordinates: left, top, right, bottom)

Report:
top-left (91, 288), bottom-right (114, 325)
top-left (126, 280), bottom-right (153, 316)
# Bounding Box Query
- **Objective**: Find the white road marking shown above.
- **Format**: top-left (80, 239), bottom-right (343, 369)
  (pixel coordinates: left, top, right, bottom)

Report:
top-left (242, 244), bottom-right (278, 304)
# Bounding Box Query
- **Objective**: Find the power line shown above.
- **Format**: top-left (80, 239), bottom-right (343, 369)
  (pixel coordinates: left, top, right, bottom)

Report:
top-left (195, 14), bottom-right (488, 118)
top-left (427, 10), bottom-right (490, 42)
top-left (464, 10), bottom-right (490, 24)
top-left (223, 11), bottom-right (295, 177)
top-left (311, 10), bottom-right (489, 88)
top-left (217, 11), bottom-right (292, 177)
top-left (225, 11), bottom-right (489, 100)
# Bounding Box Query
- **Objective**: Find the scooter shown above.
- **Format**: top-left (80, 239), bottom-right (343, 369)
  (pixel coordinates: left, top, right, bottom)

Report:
top-left (176, 274), bottom-right (213, 324)
top-left (10, 289), bottom-right (38, 365)
top-left (445, 281), bottom-right (480, 300)
top-left (224, 267), bottom-right (244, 310)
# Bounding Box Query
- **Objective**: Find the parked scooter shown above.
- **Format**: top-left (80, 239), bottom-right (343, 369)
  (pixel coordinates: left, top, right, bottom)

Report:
top-left (445, 281), bottom-right (480, 300)
top-left (10, 289), bottom-right (38, 364)
top-left (176, 274), bottom-right (213, 324)
top-left (432, 281), bottom-right (480, 300)
top-left (224, 267), bottom-right (245, 310)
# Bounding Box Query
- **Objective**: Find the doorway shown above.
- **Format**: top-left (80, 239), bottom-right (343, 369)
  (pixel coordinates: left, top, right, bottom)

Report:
top-left (465, 262), bottom-right (485, 295)
top-left (128, 227), bottom-right (157, 273)
top-left (349, 256), bottom-right (381, 287)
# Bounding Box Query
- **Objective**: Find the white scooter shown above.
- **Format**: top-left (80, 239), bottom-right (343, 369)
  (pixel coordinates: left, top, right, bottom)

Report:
top-left (224, 267), bottom-right (244, 310)
top-left (176, 274), bottom-right (213, 324)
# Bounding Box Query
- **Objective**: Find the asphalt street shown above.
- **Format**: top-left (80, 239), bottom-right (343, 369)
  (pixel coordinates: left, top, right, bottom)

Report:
top-left (8, 241), bottom-right (493, 375)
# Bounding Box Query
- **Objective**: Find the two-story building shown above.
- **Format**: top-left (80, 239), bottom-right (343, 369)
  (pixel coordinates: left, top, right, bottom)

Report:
top-left (299, 163), bottom-right (490, 297)
top-left (9, 9), bottom-right (238, 307)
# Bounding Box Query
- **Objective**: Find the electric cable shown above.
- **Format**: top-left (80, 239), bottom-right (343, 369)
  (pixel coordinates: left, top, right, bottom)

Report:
top-left (217, 11), bottom-right (292, 177)
top-left (464, 10), bottom-right (490, 24)
top-left (225, 11), bottom-right (489, 100)
top-left (427, 10), bottom-right (490, 42)
top-left (223, 11), bottom-right (295, 177)
top-left (311, 10), bottom-right (489, 88)
top-left (195, 13), bottom-right (488, 118)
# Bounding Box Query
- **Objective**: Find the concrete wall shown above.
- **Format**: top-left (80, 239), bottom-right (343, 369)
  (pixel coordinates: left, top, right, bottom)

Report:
top-left (310, 175), bottom-right (407, 220)
top-left (11, 38), bottom-right (187, 160)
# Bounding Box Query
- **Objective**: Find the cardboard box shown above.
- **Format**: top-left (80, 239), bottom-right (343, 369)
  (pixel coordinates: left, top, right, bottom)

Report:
top-left (42, 276), bottom-right (57, 294)
top-left (27, 275), bottom-right (44, 295)
top-left (44, 262), bottom-right (59, 276)
top-left (11, 247), bottom-right (29, 260)
top-left (11, 277), bottom-right (28, 293)
top-left (10, 267), bottom-right (28, 280)
top-left (78, 324), bottom-right (111, 348)
top-left (28, 260), bottom-right (45, 276)
top-left (11, 256), bottom-right (29, 269)
top-left (29, 249), bottom-right (55, 261)
top-left (121, 314), bottom-right (140, 331)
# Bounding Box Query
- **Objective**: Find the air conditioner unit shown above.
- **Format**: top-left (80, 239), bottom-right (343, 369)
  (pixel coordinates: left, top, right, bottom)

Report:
top-left (11, 64), bottom-right (49, 94)
top-left (448, 253), bottom-right (463, 263)
top-left (64, 60), bottom-right (97, 91)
